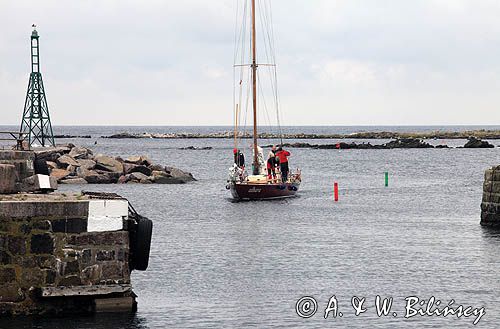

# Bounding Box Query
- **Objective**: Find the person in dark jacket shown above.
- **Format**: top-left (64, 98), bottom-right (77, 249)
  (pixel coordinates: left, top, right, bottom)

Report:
top-left (276, 147), bottom-right (291, 182)
top-left (267, 146), bottom-right (278, 181)
top-left (233, 148), bottom-right (245, 168)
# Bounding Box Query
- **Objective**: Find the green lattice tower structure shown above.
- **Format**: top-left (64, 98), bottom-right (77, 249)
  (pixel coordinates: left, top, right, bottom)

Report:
top-left (20, 25), bottom-right (55, 147)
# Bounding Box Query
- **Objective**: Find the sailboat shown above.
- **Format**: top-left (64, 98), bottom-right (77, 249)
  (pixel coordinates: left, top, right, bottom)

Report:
top-left (227, 0), bottom-right (301, 200)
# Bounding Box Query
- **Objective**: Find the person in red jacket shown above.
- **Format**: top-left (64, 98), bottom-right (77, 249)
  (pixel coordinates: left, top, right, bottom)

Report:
top-left (276, 146), bottom-right (291, 182)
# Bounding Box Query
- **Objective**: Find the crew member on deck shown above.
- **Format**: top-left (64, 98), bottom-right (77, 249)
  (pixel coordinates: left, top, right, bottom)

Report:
top-left (268, 145), bottom-right (277, 159)
top-left (233, 148), bottom-right (245, 168)
top-left (276, 147), bottom-right (291, 182)
top-left (267, 145), bottom-right (278, 181)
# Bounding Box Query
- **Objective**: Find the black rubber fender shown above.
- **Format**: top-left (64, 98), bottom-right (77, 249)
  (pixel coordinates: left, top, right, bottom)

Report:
top-left (34, 157), bottom-right (50, 175)
top-left (130, 217), bottom-right (153, 271)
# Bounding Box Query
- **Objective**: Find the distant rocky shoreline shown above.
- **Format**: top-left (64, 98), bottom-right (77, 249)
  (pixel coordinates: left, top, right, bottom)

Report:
top-left (163, 137), bottom-right (495, 151)
top-left (100, 129), bottom-right (500, 140)
top-left (35, 144), bottom-right (196, 185)
top-left (263, 137), bottom-right (495, 150)
top-left (54, 134), bottom-right (91, 139)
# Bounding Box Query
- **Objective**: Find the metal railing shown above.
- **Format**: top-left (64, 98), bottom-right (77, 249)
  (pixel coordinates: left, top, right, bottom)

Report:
top-left (0, 131), bottom-right (28, 150)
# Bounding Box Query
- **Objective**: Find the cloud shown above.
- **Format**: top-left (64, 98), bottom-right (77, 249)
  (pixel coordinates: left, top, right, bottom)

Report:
top-left (2, 0), bottom-right (500, 125)
top-left (315, 60), bottom-right (377, 85)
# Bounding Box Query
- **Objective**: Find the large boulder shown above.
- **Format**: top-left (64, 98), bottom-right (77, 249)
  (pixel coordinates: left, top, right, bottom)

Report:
top-left (76, 166), bottom-right (91, 178)
top-left (50, 168), bottom-right (71, 181)
top-left (150, 168), bottom-right (195, 184)
top-left (34, 146), bottom-right (70, 161)
top-left (124, 155), bottom-right (152, 167)
top-left (77, 168), bottom-right (100, 183)
top-left (129, 172), bottom-right (149, 182)
top-left (164, 166), bottom-right (196, 183)
top-left (39, 152), bottom-right (62, 163)
top-left (68, 146), bottom-right (93, 159)
top-left (76, 159), bottom-right (96, 170)
top-left (123, 163), bottom-right (137, 174)
top-left (123, 163), bottom-right (152, 176)
top-left (151, 172), bottom-right (184, 184)
top-left (124, 156), bottom-right (142, 164)
top-left (129, 165), bottom-right (152, 176)
top-left (94, 155), bottom-right (124, 173)
top-left (57, 155), bottom-right (79, 168)
top-left (95, 170), bottom-right (120, 183)
top-left (82, 170), bottom-right (119, 184)
top-left (117, 175), bottom-right (130, 184)
top-left (59, 177), bottom-right (88, 184)
top-left (464, 137), bottom-right (494, 148)
top-left (76, 167), bottom-right (119, 184)
top-left (66, 164), bottom-right (79, 174)
top-left (121, 172), bottom-right (151, 184)
top-left (149, 164), bottom-right (164, 172)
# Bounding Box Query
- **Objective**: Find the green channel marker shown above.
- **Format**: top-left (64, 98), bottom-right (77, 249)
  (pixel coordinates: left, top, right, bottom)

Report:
top-left (385, 172), bottom-right (389, 187)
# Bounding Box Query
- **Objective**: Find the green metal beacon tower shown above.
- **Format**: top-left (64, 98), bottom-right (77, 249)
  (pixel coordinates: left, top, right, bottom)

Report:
top-left (20, 25), bottom-right (55, 147)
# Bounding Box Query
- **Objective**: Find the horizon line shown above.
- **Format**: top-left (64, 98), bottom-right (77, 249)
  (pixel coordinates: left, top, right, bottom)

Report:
top-left (3, 124), bottom-right (500, 127)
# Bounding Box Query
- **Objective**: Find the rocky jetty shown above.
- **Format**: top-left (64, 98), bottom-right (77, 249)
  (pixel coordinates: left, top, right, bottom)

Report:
top-left (179, 146), bottom-right (213, 150)
top-left (54, 134), bottom-right (92, 139)
top-left (102, 129), bottom-right (500, 140)
top-left (383, 138), bottom-right (434, 148)
top-left (264, 138), bottom-right (493, 150)
top-left (464, 137), bottom-right (494, 148)
top-left (264, 138), bottom-right (433, 149)
top-left (104, 132), bottom-right (142, 139)
top-left (35, 144), bottom-right (196, 184)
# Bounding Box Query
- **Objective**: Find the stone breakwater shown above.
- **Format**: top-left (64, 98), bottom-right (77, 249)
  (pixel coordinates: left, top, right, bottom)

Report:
top-left (102, 129), bottom-right (500, 140)
top-left (35, 144), bottom-right (196, 185)
top-left (54, 134), bottom-right (91, 139)
top-left (264, 137), bottom-right (494, 149)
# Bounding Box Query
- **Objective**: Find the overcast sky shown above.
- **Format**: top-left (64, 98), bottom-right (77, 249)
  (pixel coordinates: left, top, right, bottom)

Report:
top-left (2, 0), bottom-right (500, 126)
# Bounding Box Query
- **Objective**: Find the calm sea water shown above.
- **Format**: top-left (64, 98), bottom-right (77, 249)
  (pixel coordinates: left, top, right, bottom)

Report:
top-left (1, 126), bottom-right (500, 328)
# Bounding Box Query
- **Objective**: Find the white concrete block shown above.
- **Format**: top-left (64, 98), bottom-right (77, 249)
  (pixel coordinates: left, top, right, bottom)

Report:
top-left (37, 174), bottom-right (51, 189)
top-left (20, 174), bottom-right (57, 192)
top-left (87, 199), bottom-right (128, 232)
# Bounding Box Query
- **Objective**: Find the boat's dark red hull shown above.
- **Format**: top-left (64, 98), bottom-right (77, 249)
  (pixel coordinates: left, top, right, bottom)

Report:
top-left (230, 182), bottom-right (300, 200)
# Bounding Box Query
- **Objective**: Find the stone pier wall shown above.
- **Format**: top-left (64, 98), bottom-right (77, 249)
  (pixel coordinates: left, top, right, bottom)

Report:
top-left (0, 195), bottom-right (132, 315)
top-left (481, 166), bottom-right (500, 226)
top-left (0, 151), bottom-right (35, 194)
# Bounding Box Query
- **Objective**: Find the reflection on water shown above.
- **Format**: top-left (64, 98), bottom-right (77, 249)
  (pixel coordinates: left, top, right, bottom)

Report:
top-left (480, 226), bottom-right (500, 240)
top-left (0, 313), bottom-right (150, 329)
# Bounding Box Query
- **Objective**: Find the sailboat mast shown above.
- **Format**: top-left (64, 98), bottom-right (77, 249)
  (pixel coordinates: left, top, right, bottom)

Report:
top-left (251, 0), bottom-right (259, 173)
